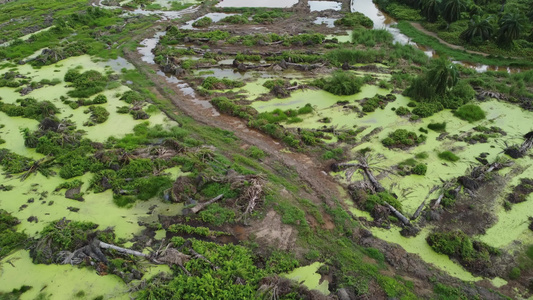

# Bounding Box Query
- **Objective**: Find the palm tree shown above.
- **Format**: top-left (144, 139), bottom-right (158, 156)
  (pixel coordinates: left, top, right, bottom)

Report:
top-left (497, 11), bottom-right (527, 45)
top-left (460, 15), bottom-right (494, 43)
top-left (421, 0), bottom-right (441, 22)
top-left (441, 0), bottom-right (467, 27)
top-left (426, 58), bottom-right (459, 95)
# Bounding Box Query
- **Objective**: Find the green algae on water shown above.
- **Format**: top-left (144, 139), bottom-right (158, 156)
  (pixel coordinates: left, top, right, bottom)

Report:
top-left (283, 262), bottom-right (330, 295)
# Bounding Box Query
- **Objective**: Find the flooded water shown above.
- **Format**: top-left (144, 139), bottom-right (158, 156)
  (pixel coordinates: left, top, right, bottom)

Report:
top-left (216, 0), bottom-right (299, 8)
top-left (181, 13), bottom-right (237, 30)
top-left (308, 1), bottom-right (342, 11)
top-left (314, 17), bottom-right (337, 27)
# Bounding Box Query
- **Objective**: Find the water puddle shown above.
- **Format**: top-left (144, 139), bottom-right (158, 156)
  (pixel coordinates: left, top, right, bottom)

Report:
top-left (97, 56), bottom-right (135, 72)
top-left (215, 0), bottom-right (299, 8)
top-left (181, 13), bottom-right (237, 30)
top-left (138, 31), bottom-right (166, 64)
top-left (94, 0), bottom-right (198, 20)
top-left (314, 17), bottom-right (337, 28)
top-left (283, 262), bottom-right (330, 295)
top-left (309, 1), bottom-right (342, 11)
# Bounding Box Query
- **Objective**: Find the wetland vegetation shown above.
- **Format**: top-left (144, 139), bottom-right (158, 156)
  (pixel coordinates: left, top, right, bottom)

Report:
top-left (1, 0), bottom-right (533, 299)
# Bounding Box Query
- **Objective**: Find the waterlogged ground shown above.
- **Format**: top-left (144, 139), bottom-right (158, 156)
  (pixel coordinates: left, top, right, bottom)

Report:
top-left (0, 55), bottom-right (180, 299)
top-left (225, 71), bottom-right (533, 284)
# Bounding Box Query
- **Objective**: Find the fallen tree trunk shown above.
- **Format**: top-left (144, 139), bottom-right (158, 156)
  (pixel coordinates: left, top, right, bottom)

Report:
top-left (384, 201), bottom-right (410, 226)
top-left (411, 200), bottom-right (425, 220)
top-left (99, 241), bottom-right (149, 258)
top-left (190, 194), bottom-right (224, 214)
top-left (432, 194), bottom-right (444, 210)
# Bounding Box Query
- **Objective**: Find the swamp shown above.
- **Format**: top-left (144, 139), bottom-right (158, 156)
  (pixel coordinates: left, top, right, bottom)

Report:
top-left (1, 0), bottom-right (533, 299)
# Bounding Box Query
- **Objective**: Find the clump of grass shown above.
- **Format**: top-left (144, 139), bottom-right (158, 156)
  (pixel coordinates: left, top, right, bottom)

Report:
top-left (454, 104), bottom-right (486, 122)
top-left (192, 17), bottom-right (213, 28)
top-left (334, 12), bottom-right (373, 28)
top-left (438, 151), bottom-right (459, 162)
top-left (246, 146), bottom-right (265, 159)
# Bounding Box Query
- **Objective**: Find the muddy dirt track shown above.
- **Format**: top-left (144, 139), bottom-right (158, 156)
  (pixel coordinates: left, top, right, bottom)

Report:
top-left (124, 28), bottom-right (343, 208)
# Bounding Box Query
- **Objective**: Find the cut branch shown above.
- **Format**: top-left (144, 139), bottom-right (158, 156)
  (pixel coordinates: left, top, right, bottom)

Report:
top-left (384, 201), bottom-right (410, 226)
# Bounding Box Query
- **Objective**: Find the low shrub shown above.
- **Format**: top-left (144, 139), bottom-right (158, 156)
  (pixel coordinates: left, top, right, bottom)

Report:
top-left (382, 129), bottom-right (426, 148)
top-left (454, 104), bottom-right (486, 122)
top-left (192, 17), bottom-right (212, 28)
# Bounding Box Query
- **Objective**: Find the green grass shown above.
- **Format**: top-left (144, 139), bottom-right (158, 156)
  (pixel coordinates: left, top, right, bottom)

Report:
top-left (395, 21), bottom-right (533, 68)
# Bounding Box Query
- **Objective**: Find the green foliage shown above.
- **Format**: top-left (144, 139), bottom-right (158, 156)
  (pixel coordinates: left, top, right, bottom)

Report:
top-left (509, 267), bottom-right (521, 280)
top-left (411, 102), bottom-right (444, 117)
top-left (83, 106), bottom-right (109, 126)
top-left (395, 106), bottom-right (410, 116)
top-left (382, 129), bottom-right (426, 148)
top-left (454, 104), bottom-right (485, 122)
top-left (314, 71), bottom-right (366, 96)
top-left (197, 204), bottom-right (236, 226)
top-left (334, 12), bottom-right (374, 28)
top-left (220, 14), bottom-right (249, 24)
top-left (427, 230), bottom-right (500, 274)
top-left (201, 77), bottom-right (245, 90)
top-left (0, 149), bottom-right (34, 174)
top-left (55, 179), bottom-right (83, 191)
top-left (65, 70), bottom-right (110, 98)
top-left (412, 163), bottom-right (428, 175)
top-left (361, 94), bottom-right (397, 112)
top-left (136, 240), bottom-right (269, 299)
top-left (0, 210), bottom-right (27, 259)
top-left (246, 146), bottom-right (266, 159)
top-left (32, 219), bottom-right (98, 264)
top-left (363, 191), bottom-right (403, 213)
top-left (192, 17), bottom-right (212, 28)
top-left (352, 29), bottom-right (393, 47)
top-left (0, 98), bottom-right (59, 121)
top-left (438, 151), bottom-right (460, 162)
top-left (428, 122), bottom-right (447, 131)
top-left (168, 224), bottom-right (226, 237)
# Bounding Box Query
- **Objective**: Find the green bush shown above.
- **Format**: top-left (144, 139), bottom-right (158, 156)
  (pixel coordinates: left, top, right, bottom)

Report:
top-left (427, 122), bottom-right (446, 132)
top-left (509, 267), bottom-right (521, 280)
top-left (382, 129), bottom-right (425, 148)
top-left (412, 164), bottom-right (427, 175)
top-left (438, 151), bottom-right (459, 162)
top-left (314, 71), bottom-right (365, 96)
top-left (334, 12), bottom-right (374, 28)
top-left (201, 77), bottom-right (245, 90)
top-left (454, 104), bottom-right (486, 122)
top-left (427, 230), bottom-right (500, 274)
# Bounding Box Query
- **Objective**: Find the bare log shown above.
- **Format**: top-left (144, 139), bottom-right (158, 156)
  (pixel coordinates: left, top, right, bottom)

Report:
top-left (362, 167), bottom-right (385, 193)
top-left (431, 194), bottom-right (445, 210)
top-left (411, 200), bottom-right (425, 220)
top-left (98, 241), bottom-right (149, 258)
top-left (190, 194), bottom-right (224, 214)
top-left (384, 201), bottom-right (410, 226)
